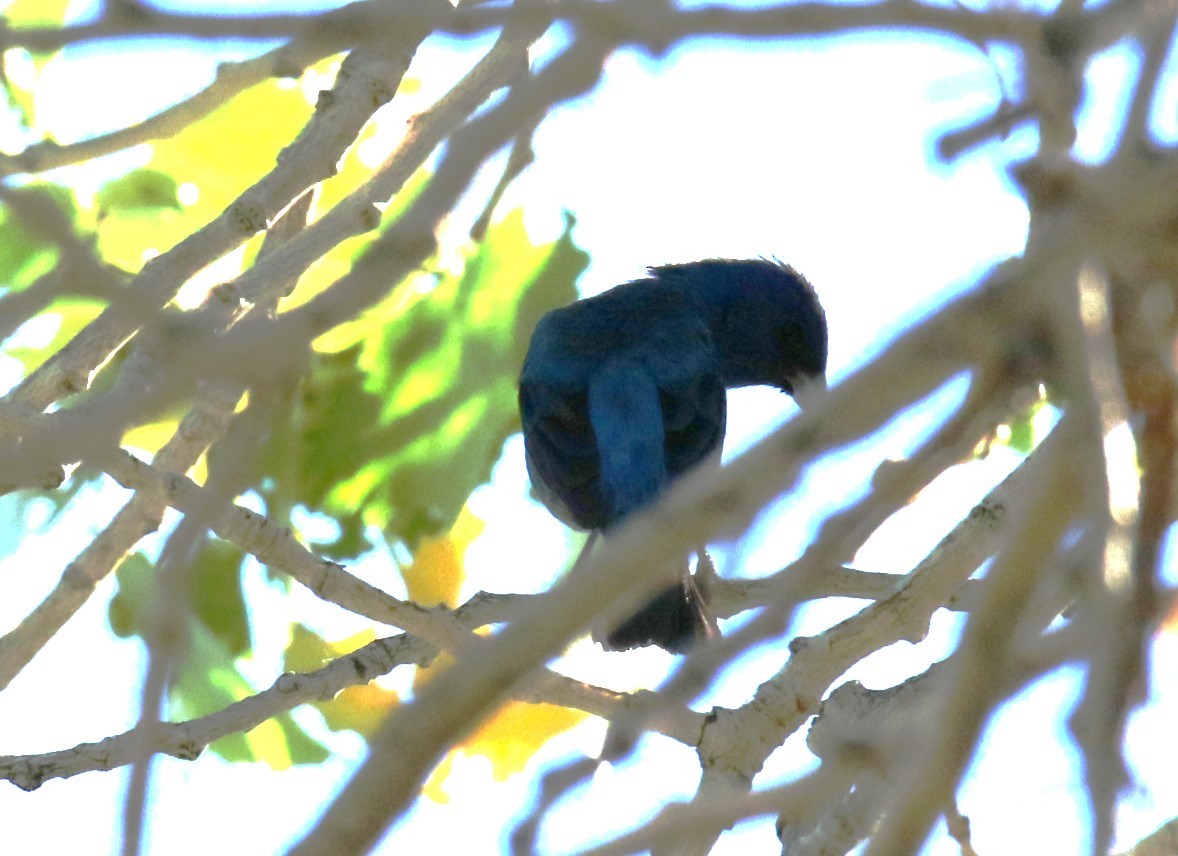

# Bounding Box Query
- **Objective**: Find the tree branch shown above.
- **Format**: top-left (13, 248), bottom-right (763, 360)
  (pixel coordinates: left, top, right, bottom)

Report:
top-left (0, 188), bottom-right (314, 691)
top-left (0, 585), bottom-right (705, 791)
top-left (1, 0), bottom-right (447, 429)
top-left (285, 254), bottom-right (1020, 854)
top-left (865, 417), bottom-right (1081, 856)
top-left (0, 30), bottom-right (350, 177)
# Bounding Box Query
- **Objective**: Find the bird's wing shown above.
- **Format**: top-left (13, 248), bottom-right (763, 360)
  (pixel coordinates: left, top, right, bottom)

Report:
top-left (618, 298), bottom-right (726, 481)
top-left (519, 288), bottom-right (726, 528)
top-left (658, 370), bottom-right (726, 479)
top-left (519, 379), bottom-right (602, 529)
top-left (519, 310), bottom-right (605, 528)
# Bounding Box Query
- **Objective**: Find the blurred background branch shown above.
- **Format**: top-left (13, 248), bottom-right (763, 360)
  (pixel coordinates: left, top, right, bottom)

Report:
top-left (0, 0), bottom-right (1173, 854)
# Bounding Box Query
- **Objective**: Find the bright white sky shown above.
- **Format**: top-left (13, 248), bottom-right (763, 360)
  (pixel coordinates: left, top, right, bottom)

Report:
top-left (1, 1), bottom-right (1176, 855)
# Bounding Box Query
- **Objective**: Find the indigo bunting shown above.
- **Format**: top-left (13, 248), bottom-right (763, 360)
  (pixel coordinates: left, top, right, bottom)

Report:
top-left (519, 259), bottom-right (827, 652)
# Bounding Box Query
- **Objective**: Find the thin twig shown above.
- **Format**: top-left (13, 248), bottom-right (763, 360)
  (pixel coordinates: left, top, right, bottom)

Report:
top-left (2, 0), bottom-right (445, 426)
top-left (0, 33), bottom-right (349, 177)
top-left (865, 419), bottom-right (1079, 855)
top-left (0, 588), bottom-right (705, 792)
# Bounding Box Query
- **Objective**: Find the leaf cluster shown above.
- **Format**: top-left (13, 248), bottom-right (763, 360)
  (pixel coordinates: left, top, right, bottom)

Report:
top-left (0, 2), bottom-right (585, 775)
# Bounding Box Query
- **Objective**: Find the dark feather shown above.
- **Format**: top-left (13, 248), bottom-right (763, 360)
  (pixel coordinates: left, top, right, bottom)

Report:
top-left (518, 258), bottom-right (828, 652)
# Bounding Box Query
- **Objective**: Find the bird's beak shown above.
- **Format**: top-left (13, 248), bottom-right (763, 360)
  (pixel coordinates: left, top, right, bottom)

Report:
top-left (788, 372), bottom-right (826, 411)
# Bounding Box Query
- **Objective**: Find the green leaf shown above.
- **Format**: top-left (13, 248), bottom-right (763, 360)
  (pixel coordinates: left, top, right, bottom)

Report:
top-left (109, 539), bottom-right (249, 657)
top-left (189, 537), bottom-right (251, 658)
top-left (277, 346), bottom-right (383, 558)
top-left (0, 185), bottom-right (78, 292)
top-left (108, 551), bottom-right (154, 639)
top-left (109, 550), bottom-right (328, 767)
top-left (3, 295), bottom-right (105, 375)
top-left (97, 169), bottom-right (181, 214)
top-left (284, 624), bottom-right (398, 739)
top-left (174, 622), bottom-right (328, 767)
top-left (1007, 413), bottom-right (1037, 454)
top-left (0, 65), bottom-right (33, 132)
top-left (262, 208), bottom-right (587, 555)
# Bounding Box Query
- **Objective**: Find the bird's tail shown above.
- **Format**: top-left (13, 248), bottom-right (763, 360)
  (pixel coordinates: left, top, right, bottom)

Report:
top-left (599, 572), bottom-right (718, 653)
top-left (586, 362), bottom-right (718, 652)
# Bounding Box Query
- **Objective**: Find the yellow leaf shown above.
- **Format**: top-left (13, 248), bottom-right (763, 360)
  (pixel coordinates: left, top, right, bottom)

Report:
top-left (285, 623), bottom-right (376, 673)
top-left (409, 513), bottom-right (588, 801)
top-left (2, 0), bottom-right (71, 27)
top-left (450, 503), bottom-right (486, 556)
top-left (283, 624), bottom-right (399, 737)
top-left (96, 76), bottom-right (311, 272)
top-left (241, 717), bottom-right (294, 770)
top-left (1164, 601), bottom-right (1178, 634)
top-left (122, 415), bottom-right (212, 484)
top-left (423, 753), bottom-right (457, 803)
top-left (468, 700), bottom-right (589, 781)
top-left (423, 699), bottom-right (589, 802)
top-left (400, 505), bottom-right (485, 608)
top-left (401, 535), bottom-right (461, 608)
top-left (122, 417), bottom-right (181, 457)
top-left (317, 683), bottom-right (399, 739)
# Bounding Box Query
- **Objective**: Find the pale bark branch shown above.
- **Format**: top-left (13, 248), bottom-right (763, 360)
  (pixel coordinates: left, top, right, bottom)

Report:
top-left (286, 260), bottom-right (1021, 854)
top-left (0, 32), bottom-right (350, 178)
top-left (865, 418), bottom-right (1082, 855)
top-left (0, 188), bottom-right (314, 691)
top-left (0, 589), bottom-right (703, 792)
top-left (672, 416), bottom-right (1061, 856)
top-left (0, 1), bottom-right (1173, 853)
top-left (1, 0), bottom-right (446, 424)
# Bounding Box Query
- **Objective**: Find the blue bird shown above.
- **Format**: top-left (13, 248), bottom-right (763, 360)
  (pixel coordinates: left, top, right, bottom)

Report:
top-left (519, 258), bottom-right (827, 652)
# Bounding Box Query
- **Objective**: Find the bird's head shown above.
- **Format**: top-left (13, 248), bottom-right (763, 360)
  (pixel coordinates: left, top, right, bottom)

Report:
top-left (652, 258), bottom-right (828, 405)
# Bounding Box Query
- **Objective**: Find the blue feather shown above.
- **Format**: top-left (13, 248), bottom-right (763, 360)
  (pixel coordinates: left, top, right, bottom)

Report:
top-left (519, 258), bottom-right (827, 652)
